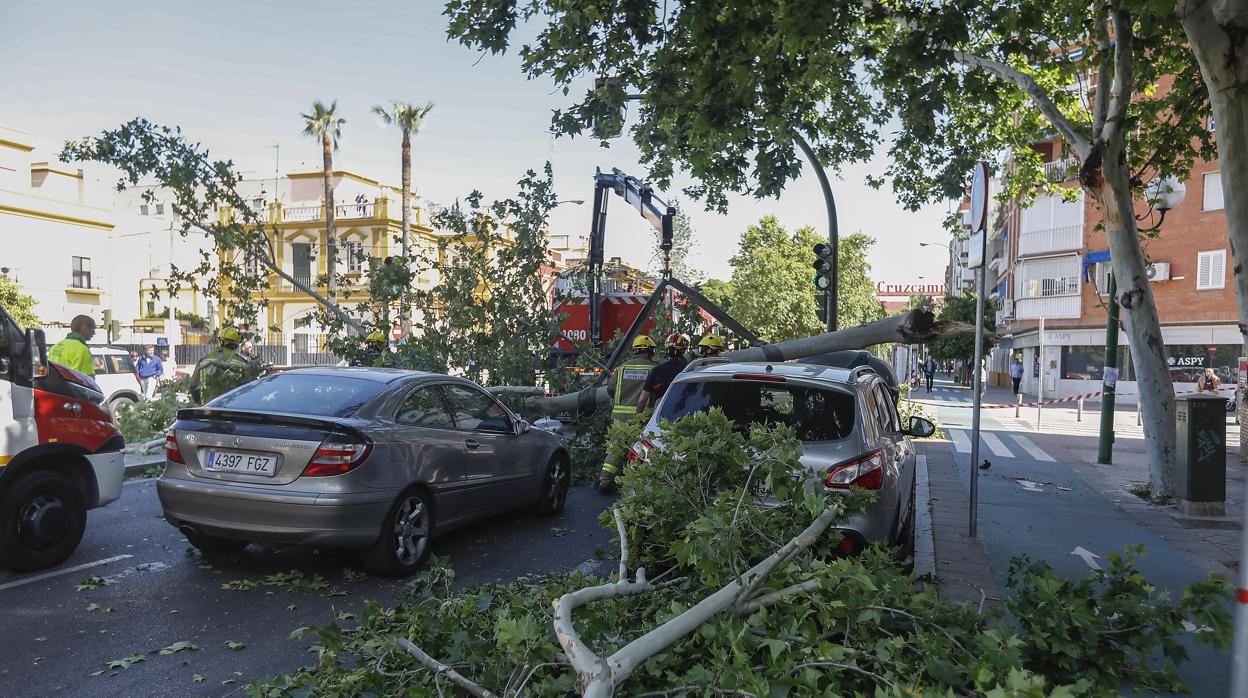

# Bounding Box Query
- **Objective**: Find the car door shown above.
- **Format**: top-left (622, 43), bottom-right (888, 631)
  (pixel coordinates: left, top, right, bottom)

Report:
top-left (869, 381), bottom-right (911, 526)
top-left (442, 383), bottom-right (525, 513)
top-left (390, 384), bottom-right (468, 521)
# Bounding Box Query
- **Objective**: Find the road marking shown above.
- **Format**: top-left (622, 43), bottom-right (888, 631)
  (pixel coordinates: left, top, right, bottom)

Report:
top-left (1011, 435), bottom-right (1055, 462)
top-left (948, 429), bottom-right (972, 453)
top-left (981, 432), bottom-right (1014, 457)
top-left (0, 554), bottom-right (134, 592)
top-left (1017, 479), bottom-right (1044, 492)
top-left (1071, 546), bottom-right (1102, 570)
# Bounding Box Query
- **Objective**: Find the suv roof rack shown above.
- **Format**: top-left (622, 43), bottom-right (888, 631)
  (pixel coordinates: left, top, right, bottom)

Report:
top-left (848, 365), bottom-right (878, 383)
top-left (683, 356), bottom-right (731, 373)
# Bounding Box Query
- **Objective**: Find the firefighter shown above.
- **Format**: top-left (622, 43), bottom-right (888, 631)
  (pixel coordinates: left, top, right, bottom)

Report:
top-left (696, 333), bottom-right (726, 358)
top-left (636, 334), bottom-right (689, 413)
top-left (350, 331), bottom-right (389, 367)
top-left (189, 327), bottom-right (262, 405)
top-left (47, 314), bottom-right (98, 377)
top-left (598, 335), bottom-right (658, 494)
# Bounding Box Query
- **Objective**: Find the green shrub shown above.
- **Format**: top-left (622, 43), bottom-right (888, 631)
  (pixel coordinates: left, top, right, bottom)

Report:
top-left (116, 377), bottom-right (193, 444)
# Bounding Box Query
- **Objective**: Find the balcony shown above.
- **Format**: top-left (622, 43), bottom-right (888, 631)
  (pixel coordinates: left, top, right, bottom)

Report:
top-left (1018, 224), bottom-right (1082, 257)
top-left (1043, 158), bottom-right (1080, 183)
top-left (218, 198), bottom-right (427, 227)
top-left (1014, 295), bottom-right (1080, 319)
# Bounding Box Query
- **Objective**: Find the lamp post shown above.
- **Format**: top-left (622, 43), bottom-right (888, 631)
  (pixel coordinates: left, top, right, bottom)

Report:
top-left (794, 133), bottom-right (839, 331)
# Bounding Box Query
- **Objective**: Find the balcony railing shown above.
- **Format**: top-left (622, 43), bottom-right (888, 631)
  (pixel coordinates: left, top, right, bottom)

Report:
top-left (1014, 295), bottom-right (1081, 319)
top-left (1043, 158), bottom-right (1080, 182)
top-left (219, 198), bottom-right (429, 227)
top-left (1018, 224), bottom-right (1082, 256)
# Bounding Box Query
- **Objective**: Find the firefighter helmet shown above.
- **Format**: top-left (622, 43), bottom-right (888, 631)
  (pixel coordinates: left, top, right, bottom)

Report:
top-left (218, 326), bottom-right (242, 345)
top-left (698, 334), bottom-right (726, 350)
top-left (366, 331), bottom-right (387, 344)
top-left (631, 335), bottom-right (657, 351)
top-left (665, 333), bottom-right (690, 350)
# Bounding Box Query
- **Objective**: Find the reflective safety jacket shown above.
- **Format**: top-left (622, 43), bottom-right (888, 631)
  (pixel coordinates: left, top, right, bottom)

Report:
top-left (608, 353), bottom-right (657, 421)
top-left (48, 332), bottom-right (95, 376)
top-left (190, 348), bottom-right (261, 404)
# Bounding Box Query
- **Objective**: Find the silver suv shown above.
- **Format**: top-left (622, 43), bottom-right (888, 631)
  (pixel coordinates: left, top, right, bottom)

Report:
top-left (634, 360), bottom-right (934, 553)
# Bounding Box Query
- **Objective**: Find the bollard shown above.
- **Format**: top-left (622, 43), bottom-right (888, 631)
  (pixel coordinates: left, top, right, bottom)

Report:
top-left (1015, 393), bottom-right (1021, 418)
top-left (1077, 395), bottom-right (1084, 422)
top-left (1136, 400), bottom-right (1142, 426)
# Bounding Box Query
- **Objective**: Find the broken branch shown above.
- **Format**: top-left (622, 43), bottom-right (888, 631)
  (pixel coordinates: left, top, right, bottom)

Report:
top-left (397, 637), bottom-right (500, 698)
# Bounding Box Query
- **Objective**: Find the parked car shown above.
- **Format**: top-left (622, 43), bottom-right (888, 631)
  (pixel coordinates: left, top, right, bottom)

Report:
top-left (156, 367), bottom-right (572, 576)
top-left (90, 347), bottom-right (142, 418)
top-left (632, 360), bottom-right (933, 554)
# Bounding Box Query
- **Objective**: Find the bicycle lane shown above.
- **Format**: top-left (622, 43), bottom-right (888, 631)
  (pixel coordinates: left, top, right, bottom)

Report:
top-left (924, 388), bottom-right (1231, 696)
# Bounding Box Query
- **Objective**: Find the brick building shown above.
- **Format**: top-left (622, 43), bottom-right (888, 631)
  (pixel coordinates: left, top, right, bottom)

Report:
top-left (983, 129), bottom-right (1231, 403)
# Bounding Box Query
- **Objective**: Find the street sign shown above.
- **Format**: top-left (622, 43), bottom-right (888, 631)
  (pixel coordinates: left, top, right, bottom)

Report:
top-left (969, 162), bottom-right (989, 232)
top-left (966, 230), bottom-right (985, 269)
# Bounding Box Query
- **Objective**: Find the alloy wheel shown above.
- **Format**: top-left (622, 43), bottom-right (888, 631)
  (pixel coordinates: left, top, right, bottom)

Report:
top-left (393, 496), bottom-right (429, 566)
top-left (547, 460), bottom-right (569, 510)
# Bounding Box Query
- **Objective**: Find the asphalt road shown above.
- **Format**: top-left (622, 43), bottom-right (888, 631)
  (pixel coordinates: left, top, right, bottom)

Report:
top-left (0, 477), bottom-right (614, 697)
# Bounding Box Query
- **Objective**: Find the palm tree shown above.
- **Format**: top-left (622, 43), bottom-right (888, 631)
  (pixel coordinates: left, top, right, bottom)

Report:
top-left (373, 101), bottom-right (434, 335)
top-left (300, 99), bottom-right (345, 302)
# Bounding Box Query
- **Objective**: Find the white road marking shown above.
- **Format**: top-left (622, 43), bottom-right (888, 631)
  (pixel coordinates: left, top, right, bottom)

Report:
top-left (1017, 479), bottom-right (1044, 492)
top-left (948, 429), bottom-right (972, 453)
top-left (0, 554), bottom-right (134, 592)
top-left (1071, 546), bottom-right (1102, 570)
top-left (1011, 435), bottom-right (1055, 462)
top-left (981, 432), bottom-right (1014, 458)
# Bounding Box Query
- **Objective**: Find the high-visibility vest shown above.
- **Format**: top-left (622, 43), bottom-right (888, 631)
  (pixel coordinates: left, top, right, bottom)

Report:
top-left (610, 356), bottom-right (656, 419)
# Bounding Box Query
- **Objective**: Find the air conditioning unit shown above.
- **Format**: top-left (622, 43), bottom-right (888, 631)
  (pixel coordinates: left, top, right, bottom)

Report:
top-left (1147, 262), bottom-right (1171, 282)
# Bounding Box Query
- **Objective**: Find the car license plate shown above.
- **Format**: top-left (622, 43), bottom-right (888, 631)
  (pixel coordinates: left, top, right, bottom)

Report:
top-left (204, 449), bottom-right (277, 477)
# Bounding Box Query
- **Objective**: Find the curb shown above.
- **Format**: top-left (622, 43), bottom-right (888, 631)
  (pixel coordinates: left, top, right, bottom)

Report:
top-left (914, 454), bottom-right (936, 578)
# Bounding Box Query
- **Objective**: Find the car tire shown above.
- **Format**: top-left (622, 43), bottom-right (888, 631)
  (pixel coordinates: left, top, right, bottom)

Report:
top-left (108, 396), bottom-right (137, 420)
top-left (533, 455), bottom-right (570, 516)
top-left (183, 529), bottom-right (249, 556)
top-left (0, 469), bottom-right (88, 572)
top-left (361, 488), bottom-right (433, 577)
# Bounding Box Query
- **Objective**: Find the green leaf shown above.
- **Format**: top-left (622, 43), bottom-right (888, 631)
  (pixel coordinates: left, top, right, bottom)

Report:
top-left (156, 641), bottom-right (199, 655)
top-left (106, 653), bottom-right (146, 670)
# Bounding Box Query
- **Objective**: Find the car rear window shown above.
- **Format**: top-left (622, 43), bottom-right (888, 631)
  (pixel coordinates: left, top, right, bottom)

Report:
top-left (210, 373), bottom-right (385, 417)
top-left (656, 379), bottom-right (856, 441)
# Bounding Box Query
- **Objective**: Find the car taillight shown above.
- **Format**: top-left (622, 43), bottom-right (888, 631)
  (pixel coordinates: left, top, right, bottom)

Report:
top-left (825, 450), bottom-right (885, 490)
top-left (303, 438), bottom-right (373, 477)
top-left (626, 437), bottom-right (655, 464)
top-left (166, 429), bottom-right (184, 464)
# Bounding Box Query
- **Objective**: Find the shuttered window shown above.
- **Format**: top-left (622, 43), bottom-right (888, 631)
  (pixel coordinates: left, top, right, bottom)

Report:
top-left (1196, 250), bottom-right (1226, 290)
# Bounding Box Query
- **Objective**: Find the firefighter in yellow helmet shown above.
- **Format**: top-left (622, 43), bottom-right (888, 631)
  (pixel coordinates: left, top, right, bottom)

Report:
top-left (189, 327), bottom-right (263, 405)
top-left (697, 334), bottom-right (726, 358)
top-left (350, 331), bottom-right (389, 367)
top-left (598, 334), bottom-right (658, 494)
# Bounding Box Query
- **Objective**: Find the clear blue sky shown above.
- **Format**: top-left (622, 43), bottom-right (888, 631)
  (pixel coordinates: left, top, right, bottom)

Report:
top-left (1, 0), bottom-right (950, 284)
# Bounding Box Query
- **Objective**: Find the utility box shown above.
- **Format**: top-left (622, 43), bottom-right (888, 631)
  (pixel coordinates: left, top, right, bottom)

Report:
top-left (1175, 394), bottom-right (1227, 516)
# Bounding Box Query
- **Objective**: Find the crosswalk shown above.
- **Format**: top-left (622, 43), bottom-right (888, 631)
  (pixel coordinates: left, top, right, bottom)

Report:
top-left (941, 427), bottom-right (1056, 462)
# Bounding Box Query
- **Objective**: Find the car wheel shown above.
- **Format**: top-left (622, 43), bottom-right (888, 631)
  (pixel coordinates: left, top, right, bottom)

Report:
top-left (0, 470), bottom-right (88, 572)
top-left (108, 396), bottom-right (137, 419)
top-left (893, 476), bottom-right (917, 564)
top-left (183, 529), bottom-right (249, 556)
top-left (361, 488), bottom-right (432, 577)
top-left (534, 455), bottom-right (570, 516)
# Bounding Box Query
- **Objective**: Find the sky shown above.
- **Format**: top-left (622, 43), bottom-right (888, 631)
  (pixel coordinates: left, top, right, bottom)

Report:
top-left (0, 0), bottom-right (952, 286)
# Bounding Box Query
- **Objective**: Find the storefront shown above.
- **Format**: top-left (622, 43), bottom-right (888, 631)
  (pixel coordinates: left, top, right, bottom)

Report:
top-left (991, 324), bottom-right (1242, 403)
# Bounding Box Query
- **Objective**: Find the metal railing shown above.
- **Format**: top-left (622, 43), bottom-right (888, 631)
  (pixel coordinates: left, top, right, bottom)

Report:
top-left (1043, 158), bottom-right (1080, 182)
top-left (1018, 224), bottom-right (1082, 256)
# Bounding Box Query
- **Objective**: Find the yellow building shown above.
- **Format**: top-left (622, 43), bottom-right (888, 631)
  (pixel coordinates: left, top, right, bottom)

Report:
top-left (217, 170), bottom-right (443, 354)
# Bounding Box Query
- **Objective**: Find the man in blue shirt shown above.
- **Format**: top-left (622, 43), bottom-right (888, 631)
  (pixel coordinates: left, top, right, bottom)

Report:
top-left (136, 345), bottom-right (164, 399)
top-left (1010, 355), bottom-right (1025, 396)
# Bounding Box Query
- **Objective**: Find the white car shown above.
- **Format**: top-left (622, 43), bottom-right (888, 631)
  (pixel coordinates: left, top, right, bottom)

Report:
top-left (90, 347), bottom-right (143, 417)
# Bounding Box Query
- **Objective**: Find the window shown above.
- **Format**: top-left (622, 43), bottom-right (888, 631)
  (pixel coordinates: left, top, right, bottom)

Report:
top-left (1203, 172), bottom-right (1224, 211)
top-left (211, 373), bottom-right (385, 417)
top-left (345, 241), bottom-right (365, 273)
top-left (395, 387), bottom-right (455, 428)
top-left (443, 385), bottom-right (511, 432)
top-left (155, 203), bottom-right (165, 215)
top-left (1207, 113), bottom-right (1216, 133)
top-left (657, 380), bottom-right (857, 442)
top-left (1197, 250), bottom-right (1226, 290)
top-left (140, 204), bottom-right (149, 216)
top-left (292, 334), bottom-right (310, 354)
top-left (243, 251), bottom-right (259, 277)
top-left (72, 256), bottom-right (92, 289)
top-left (252, 197), bottom-right (265, 209)
top-left (872, 384), bottom-right (898, 432)
top-left (291, 242), bottom-right (312, 286)
top-left (1016, 257), bottom-right (1080, 298)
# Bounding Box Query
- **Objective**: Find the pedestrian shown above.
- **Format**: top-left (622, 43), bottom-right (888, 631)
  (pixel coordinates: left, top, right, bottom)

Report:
top-left (47, 315), bottom-right (97, 377)
top-left (189, 327), bottom-right (262, 404)
top-left (239, 340), bottom-right (255, 361)
top-left (954, 359), bottom-right (964, 385)
top-left (1010, 354), bottom-right (1025, 396)
top-left (637, 334), bottom-right (689, 413)
top-left (598, 335), bottom-right (658, 495)
top-left (136, 345), bottom-right (164, 399)
top-left (922, 356), bottom-right (936, 393)
top-left (1198, 367), bottom-right (1222, 394)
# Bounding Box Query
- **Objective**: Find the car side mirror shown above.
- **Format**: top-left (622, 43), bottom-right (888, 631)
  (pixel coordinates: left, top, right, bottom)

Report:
top-left (905, 416), bottom-right (936, 438)
top-left (514, 419), bottom-right (531, 436)
top-left (26, 327), bottom-right (47, 378)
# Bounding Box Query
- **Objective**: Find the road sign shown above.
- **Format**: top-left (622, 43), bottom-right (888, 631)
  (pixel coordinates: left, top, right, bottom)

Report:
top-left (969, 162), bottom-right (989, 232)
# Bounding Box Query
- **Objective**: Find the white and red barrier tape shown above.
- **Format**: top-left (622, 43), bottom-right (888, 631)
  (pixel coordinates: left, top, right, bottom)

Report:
top-left (909, 385), bottom-right (1237, 409)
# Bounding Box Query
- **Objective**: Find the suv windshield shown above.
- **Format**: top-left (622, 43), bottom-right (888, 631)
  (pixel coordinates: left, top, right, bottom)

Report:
top-left (657, 379), bottom-right (856, 441)
top-left (210, 373), bottom-right (384, 417)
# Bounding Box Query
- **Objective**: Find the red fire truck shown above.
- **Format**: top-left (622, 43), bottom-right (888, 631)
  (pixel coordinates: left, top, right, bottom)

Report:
top-left (0, 304), bottom-right (125, 571)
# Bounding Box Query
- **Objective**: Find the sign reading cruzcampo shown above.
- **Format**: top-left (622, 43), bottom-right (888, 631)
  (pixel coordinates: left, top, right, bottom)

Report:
top-left (875, 281), bottom-right (947, 297)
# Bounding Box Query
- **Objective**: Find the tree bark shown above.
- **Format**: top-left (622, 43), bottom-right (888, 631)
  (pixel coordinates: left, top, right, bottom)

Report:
top-left (323, 132), bottom-right (337, 303)
top-left (400, 128), bottom-right (412, 337)
top-left (1177, 0), bottom-right (1248, 457)
top-left (520, 310), bottom-right (958, 415)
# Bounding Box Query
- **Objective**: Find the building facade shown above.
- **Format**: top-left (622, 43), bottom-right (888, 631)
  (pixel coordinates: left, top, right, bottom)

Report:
top-left (986, 138), bottom-right (1232, 403)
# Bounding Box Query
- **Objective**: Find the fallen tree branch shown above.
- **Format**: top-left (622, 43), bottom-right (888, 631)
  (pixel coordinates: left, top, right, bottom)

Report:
top-left (397, 637), bottom-right (500, 698)
top-left (733, 578), bottom-right (823, 616)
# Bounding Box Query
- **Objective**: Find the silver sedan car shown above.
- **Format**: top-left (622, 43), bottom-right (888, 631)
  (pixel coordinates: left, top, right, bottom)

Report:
top-left (634, 360), bottom-right (933, 553)
top-left (157, 368), bottom-right (571, 576)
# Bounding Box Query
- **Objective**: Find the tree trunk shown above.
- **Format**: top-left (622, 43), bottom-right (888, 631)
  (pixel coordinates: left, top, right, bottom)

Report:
top-left (323, 132), bottom-right (337, 302)
top-left (1092, 146), bottom-right (1177, 497)
top-left (400, 129), bottom-right (411, 337)
top-left (1179, 0), bottom-right (1248, 458)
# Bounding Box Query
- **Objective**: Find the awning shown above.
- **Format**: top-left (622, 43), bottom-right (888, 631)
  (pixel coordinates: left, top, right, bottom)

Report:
top-left (1082, 249), bottom-right (1110, 282)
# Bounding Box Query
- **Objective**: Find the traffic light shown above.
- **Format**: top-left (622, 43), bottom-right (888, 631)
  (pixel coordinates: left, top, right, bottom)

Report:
top-left (812, 243), bottom-right (834, 291)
